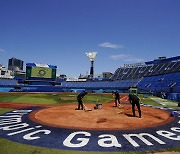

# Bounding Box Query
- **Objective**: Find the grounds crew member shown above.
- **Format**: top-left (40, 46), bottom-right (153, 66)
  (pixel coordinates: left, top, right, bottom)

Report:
top-left (112, 91), bottom-right (120, 107)
top-left (128, 94), bottom-right (142, 118)
top-left (75, 91), bottom-right (88, 110)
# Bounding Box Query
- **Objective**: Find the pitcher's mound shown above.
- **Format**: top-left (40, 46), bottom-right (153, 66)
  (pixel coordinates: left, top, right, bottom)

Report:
top-left (30, 103), bottom-right (174, 130)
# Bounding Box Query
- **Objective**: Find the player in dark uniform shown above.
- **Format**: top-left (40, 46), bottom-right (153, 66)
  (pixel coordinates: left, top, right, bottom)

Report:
top-left (75, 91), bottom-right (88, 110)
top-left (128, 94), bottom-right (142, 118)
top-left (112, 91), bottom-right (120, 107)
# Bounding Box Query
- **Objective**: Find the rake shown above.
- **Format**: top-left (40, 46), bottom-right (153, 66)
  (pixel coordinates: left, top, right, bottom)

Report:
top-left (83, 104), bottom-right (92, 111)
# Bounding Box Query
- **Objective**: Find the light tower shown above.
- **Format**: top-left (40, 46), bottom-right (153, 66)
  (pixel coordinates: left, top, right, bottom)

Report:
top-left (86, 52), bottom-right (97, 78)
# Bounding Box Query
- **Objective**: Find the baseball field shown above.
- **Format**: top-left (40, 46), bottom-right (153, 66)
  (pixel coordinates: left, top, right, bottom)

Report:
top-left (0, 92), bottom-right (179, 154)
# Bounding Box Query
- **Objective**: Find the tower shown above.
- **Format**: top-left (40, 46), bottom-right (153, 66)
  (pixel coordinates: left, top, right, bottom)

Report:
top-left (86, 52), bottom-right (97, 78)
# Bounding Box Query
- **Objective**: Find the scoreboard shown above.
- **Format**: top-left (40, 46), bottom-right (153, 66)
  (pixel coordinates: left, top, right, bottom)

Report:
top-left (26, 63), bottom-right (56, 79)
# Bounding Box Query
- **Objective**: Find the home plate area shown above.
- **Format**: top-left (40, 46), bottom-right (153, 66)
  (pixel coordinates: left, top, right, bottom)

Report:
top-left (0, 102), bottom-right (180, 152)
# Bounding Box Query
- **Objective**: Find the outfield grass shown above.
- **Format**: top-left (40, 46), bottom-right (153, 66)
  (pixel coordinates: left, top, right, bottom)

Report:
top-left (0, 108), bottom-right (13, 114)
top-left (0, 93), bottom-right (179, 154)
top-left (0, 93), bottom-right (113, 105)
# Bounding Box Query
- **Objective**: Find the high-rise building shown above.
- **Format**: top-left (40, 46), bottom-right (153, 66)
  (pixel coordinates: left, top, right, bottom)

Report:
top-left (8, 57), bottom-right (23, 71)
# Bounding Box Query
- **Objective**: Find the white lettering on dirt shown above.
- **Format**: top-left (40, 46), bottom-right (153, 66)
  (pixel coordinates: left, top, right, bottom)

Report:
top-left (157, 130), bottom-right (180, 140)
top-left (23, 130), bottom-right (51, 140)
top-left (171, 127), bottom-right (180, 132)
top-left (63, 131), bottom-right (91, 148)
top-left (98, 134), bottom-right (121, 147)
top-left (0, 123), bottom-right (29, 130)
top-left (123, 133), bottom-right (165, 147)
top-left (0, 118), bottom-right (22, 125)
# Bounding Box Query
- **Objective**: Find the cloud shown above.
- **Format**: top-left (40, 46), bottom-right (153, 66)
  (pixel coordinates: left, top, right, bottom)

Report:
top-left (98, 42), bottom-right (124, 49)
top-left (0, 48), bottom-right (6, 53)
top-left (110, 54), bottom-right (144, 62)
top-left (124, 58), bottom-right (144, 62)
top-left (110, 54), bottom-right (129, 60)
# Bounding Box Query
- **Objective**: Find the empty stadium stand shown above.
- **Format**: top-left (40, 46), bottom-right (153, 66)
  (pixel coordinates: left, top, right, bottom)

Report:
top-left (1, 56), bottom-right (179, 101)
top-left (60, 56), bottom-right (180, 101)
top-left (110, 56), bottom-right (180, 80)
top-left (0, 79), bottom-right (18, 86)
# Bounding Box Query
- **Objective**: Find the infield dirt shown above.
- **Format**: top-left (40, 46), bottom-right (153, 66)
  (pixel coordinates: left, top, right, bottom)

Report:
top-left (29, 101), bottom-right (174, 130)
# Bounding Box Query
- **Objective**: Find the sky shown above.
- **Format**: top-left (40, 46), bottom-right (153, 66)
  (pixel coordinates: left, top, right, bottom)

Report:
top-left (0, 0), bottom-right (180, 78)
